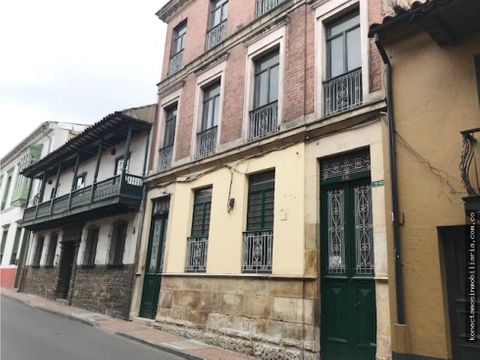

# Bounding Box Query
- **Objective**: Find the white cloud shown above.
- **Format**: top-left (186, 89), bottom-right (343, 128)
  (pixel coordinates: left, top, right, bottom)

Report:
top-left (0, 0), bottom-right (168, 159)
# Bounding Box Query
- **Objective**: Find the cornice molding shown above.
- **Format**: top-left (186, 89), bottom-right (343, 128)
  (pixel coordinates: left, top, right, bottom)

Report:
top-left (156, 0), bottom-right (194, 22)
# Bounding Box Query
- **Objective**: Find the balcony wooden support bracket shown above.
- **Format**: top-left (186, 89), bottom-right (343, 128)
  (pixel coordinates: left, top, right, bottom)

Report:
top-left (91, 139), bottom-right (104, 204)
top-left (50, 163), bottom-right (62, 214)
top-left (68, 154), bottom-right (80, 209)
top-left (34, 172), bottom-right (47, 219)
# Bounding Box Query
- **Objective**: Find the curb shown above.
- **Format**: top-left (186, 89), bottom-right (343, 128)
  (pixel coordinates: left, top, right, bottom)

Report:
top-left (116, 332), bottom-right (204, 360)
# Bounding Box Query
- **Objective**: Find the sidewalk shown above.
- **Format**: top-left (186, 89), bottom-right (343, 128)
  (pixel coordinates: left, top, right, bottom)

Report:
top-left (1, 288), bottom-right (254, 360)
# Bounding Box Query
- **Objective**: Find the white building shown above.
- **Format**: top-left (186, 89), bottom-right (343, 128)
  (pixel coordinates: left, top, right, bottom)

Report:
top-left (19, 105), bottom-right (155, 319)
top-left (0, 122), bottom-right (86, 288)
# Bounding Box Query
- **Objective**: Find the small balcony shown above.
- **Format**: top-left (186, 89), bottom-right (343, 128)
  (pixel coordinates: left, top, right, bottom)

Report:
top-left (169, 50), bottom-right (183, 75)
top-left (159, 145), bottom-right (173, 172)
top-left (249, 101), bottom-right (278, 141)
top-left (21, 174), bottom-right (144, 230)
top-left (242, 230), bottom-right (273, 273)
top-left (256, 0), bottom-right (286, 18)
top-left (461, 128), bottom-right (480, 212)
top-left (196, 126), bottom-right (217, 159)
top-left (185, 236), bottom-right (208, 272)
top-left (323, 67), bottom-right (362, 117)
top-left (206, 21), bottom-right (226, 50)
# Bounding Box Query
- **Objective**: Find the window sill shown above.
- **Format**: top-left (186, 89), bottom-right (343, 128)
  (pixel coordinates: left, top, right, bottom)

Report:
top-left (106, 264), bottom-right (126, 269)
top-left (44, 265), bottom-right (55, 269)
top-left (80, 265), bottom-right (96, 269)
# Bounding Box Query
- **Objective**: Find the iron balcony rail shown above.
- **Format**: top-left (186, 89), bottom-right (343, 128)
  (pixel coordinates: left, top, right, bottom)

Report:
top-left (323, 67), bottom-right (363, 117)
top-left (169, 50), bottom-right (184, 75)
top-left (185, 236), bottom-right (208, 272)
top-left (159, 145), bottom-right (173, 172)
top-left (460, 128), bottom-right (480, 196)
top-left (206, 21), bottom-right (226, 50)
top-left (256, 0), bottom-right (286, 17)
top-left (249, 101), bottom-right (278, 141)
top-left (196, 126), bottom-right (217, 159)
top-left (242, 230), bottom-right (273, 273)
top-left (22, 174), bottom-right (144, 222)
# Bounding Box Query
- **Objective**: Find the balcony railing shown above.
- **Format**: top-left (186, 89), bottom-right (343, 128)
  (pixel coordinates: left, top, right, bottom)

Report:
top-left (196, 126), bottom-right (217, 159)
top-left (323, 67), bottom-right (363, 117)
top-left (256, 0), bottom-right (286, 17)
top-left (460, 128), bottom-right (480, 196)
top-left (249, 101), bottom-right (278, 141)
top-left (185, 236), bottom-right (208, 272)
top-left (159, 145), bottom-right (173, 172)
top-left (206, 21), bottom-right (226, 50)
top-left (22, 174), bottom-right (144, 223)
top-left (242, 230), bottom-right (273, 273)
top-left (169, 50), bottom-right (184, 75)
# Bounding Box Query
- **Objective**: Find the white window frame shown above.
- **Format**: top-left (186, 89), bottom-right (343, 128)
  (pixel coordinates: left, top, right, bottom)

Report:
top-left (154, 89), bottom-right (182, 172)
top-left (243, 25), bottom-right (286, 142)
top-left (315, 0), bottom-right (371, 119)
top-left (191, 61), bottom-right (227, 160)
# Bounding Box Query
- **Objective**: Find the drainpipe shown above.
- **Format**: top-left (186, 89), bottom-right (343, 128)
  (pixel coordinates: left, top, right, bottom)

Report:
top-left (374, 33), bottom-right (406, 325)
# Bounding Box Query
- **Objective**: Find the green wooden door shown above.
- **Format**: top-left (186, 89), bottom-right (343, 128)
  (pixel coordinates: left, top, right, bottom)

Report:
top-left (139, 212), bottom-right (168, 319)
top-left (321, 178), bottom-right (376, 360)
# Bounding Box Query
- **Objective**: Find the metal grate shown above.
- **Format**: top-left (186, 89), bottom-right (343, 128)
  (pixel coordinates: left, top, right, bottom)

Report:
top-left (196, 126), bottom-right (217, 159)
top-left (256, 0), bottom-right (286, 17)
top-left (327, 189), bottom-right (345, 273)
top-left (354, 185), bottom-right (374, 274)
top-left (323, 67), bottom-right (362, 116)
top-left (169, 50), bottom-right (184, 75)
top-left (249, 101), bottom-right (278, 141)
top-left (242, 230), bottom-right (273, 273)
top-left (206, 21), bottom-right (226, 50)
top-left (185, 236), bottom-right (208, 272)
top-left (159, 145), bottom-right (173, 172)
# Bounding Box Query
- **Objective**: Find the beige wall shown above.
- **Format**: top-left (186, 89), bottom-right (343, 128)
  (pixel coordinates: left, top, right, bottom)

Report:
top-left (155, 143), bottom-right (306, 276)
top-left (385, 31), bottom-right (480, 358)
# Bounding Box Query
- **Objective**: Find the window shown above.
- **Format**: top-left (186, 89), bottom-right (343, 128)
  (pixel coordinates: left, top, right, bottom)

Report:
top-left (74, 173), bottom-right (86, 190)
top-left (33, 236), bottom-right (44, 267)
top-left (186, 187), bottom-right (212, 272)
top-left (169, 21), bottom-right (187, 74)
top-left (0, 226), bottom-right (9, 263)
top-left (254, 50), bottom-right (280, 109)
top-left (109, 221), bottom-right (127, 265)
top-left (197, 82), bottom-right (221, 158)
top-left (249, 50), bottom-right (280, 141)
top-left (256, 0), bottom-right (286, 18)
top-left (323, 10), bottom-right (362, 116)
top-left (115, 154), bottom-right (130, 176)
top-left (1, 171), bottom-right (13, 210)
top-left (45, 233), bottom-right (58, 267)
top-left (9, 228), bottom-right (22, 265)
top-left (83, 227), bottom-right (99, 266)
top-left (243, 171), bottom-right (275, 273)
top-left (247, 171), bottom-right (275, 231)
top-left (207, 0), bottom-right (228, 49)
top-left (326, 10), bottom-right (361, 78)
top-left (159, 105), bottom-right (177, 172)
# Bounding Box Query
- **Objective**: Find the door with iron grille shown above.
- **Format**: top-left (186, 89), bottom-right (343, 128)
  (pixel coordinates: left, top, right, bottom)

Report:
top-left (320, 150), bottom-right (376, 360)
top-left (139, 197), bottom-right (169, 319)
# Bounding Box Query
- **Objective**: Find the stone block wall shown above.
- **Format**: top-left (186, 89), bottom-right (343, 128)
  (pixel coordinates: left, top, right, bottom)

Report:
top-left (22, 266), bottom-right (59, 300)
top-left (71, 265), bottom-right (135, 319)
top-left (155, 275), bottom-right (319, 359)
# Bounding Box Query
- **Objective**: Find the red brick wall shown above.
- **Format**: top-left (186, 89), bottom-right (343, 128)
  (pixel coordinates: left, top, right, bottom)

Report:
top-left (175, 74), bottom-right (196, 160)
top-left (283, 5), bottom-right (316, 122)
top-left (221, 44), bottom-right (247, 144)
top-left (161, 0), bottom-right (257, 81)
top-left (368, 0), bottom-right (384, 92)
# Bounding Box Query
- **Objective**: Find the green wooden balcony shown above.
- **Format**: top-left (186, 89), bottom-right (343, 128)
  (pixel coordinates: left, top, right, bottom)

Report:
top-left (21, 174), bottom-right (144, 230)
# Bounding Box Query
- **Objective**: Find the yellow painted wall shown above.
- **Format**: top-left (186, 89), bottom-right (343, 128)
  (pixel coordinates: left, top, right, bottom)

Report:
top-left (386, 31), bottom-right (480, 358)
top-left (160, 143), bottom-right (306, 276)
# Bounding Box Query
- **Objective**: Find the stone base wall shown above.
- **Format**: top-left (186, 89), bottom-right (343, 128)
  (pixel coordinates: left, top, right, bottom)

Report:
top-left (155, 275), bottom-right (320, 359)
top-left (22, 266), bottom-right (59, 300)
top-left (72, 265), bottom-right (135, 319)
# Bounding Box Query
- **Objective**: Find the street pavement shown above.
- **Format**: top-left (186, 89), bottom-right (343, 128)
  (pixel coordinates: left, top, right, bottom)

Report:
top-left (1, 295), bottom-right (184, 360)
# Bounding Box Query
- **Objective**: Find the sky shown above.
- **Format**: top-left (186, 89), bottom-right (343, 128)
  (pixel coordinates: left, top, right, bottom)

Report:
top-left (0, 0), bottom-right (169, 159)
